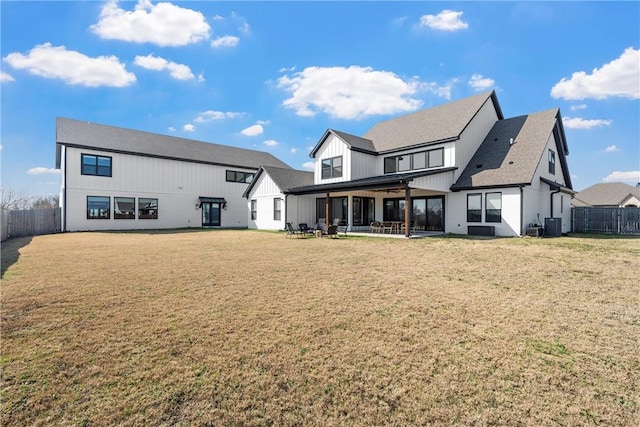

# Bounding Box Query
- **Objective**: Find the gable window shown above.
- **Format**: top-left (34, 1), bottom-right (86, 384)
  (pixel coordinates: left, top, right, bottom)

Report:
top-left (485, 192), bottom-right (502, 223)
top-left (226, 170), bottom-right (254, 183)
top-left (321, 156), bottom-right (342, 179)
top-left (467, 194), bottom-right (482, 222)
top-left (548, 149), bottom-right (556, 175)
top-left (114, 197), bottom-right (135, 219)
top-left (273, 198), bottom-right (282, 221)
top-left (87, 196), bottom-right (110, 219)
top-left (251, 200), bottom-right (257, 220)
top-left (138, 198), bottom-right (158, 219)
top-left (82, 154), bottom-right (112, 177)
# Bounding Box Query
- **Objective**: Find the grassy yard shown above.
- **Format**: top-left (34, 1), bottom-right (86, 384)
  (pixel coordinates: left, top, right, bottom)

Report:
top-left (1, 230), bottom-right (638, 426)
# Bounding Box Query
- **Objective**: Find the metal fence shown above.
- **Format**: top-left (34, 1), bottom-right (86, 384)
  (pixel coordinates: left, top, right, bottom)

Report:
top-left (572, 207), bottom-right (640, 235)
top-left (0, 208), bottom-right (61, 241)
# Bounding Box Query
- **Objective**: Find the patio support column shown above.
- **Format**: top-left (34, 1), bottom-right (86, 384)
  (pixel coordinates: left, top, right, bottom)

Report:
top-left (404, 184), bottom-right (411, 238)
top-left (325, 193), bottom-right (330, 224)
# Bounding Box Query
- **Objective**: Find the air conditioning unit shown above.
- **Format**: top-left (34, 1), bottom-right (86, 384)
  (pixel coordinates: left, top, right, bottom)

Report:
top-left (544, 217), bottom-right (562, 237)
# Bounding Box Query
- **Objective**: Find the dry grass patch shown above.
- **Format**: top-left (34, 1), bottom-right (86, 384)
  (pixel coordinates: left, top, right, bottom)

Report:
top-left (2, 230), bottom-right (638, 426)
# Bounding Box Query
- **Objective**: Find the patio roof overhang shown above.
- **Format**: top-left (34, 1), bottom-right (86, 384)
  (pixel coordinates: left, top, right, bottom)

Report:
top-left (285, 167), bottom-right (457, 195)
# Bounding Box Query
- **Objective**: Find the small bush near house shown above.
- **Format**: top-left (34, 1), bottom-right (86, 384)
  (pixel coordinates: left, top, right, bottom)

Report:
top-left (1, 231), bottom-right (638, 425)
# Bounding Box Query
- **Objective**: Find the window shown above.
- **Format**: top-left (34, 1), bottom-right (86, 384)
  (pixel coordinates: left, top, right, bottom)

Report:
top-left (114, 197), bottom-right (135, 219)
top-left (82, 154), bottom-right (112, 177)
top-left (383, 198), bottom-right (406, 222)
top-left (321, 156), bottom-right (342, 179)
top-left (251, 200), bottom-right (257, 220)
top-left (138, 198), bottom-right (158, 219)
top-left (467, 194), bottom-right (482, 222)
top-left (548, 149), bottom-right (556, 175)
top-left (353, 197), bottom-right (375, 226)
top-left (485, 192), bottom-right (502, 223)
top-left (428, 148), bottom-right (444, 168)
top-left (384, 148), bottom-right (444, 174)
top-left (87, 196), bottom-right (110, 219)
top-left (226, 170), bottom-right (254, 183)
top-left (273, 198), bottom-right (282, 221)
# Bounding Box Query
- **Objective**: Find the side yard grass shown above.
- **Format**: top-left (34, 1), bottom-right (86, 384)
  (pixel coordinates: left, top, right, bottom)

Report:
top-left (1, 230), bottom-right (638, 426)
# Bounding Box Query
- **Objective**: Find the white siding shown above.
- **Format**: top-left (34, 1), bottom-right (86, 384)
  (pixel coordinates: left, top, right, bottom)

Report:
top-left (454, 99), bottom-right (500, 181)
top-left (63, 147), bottom-right (254, 231)
top-left (350, 150), bottom-right (378, 179)
top-left (246, 172), bottom-right (285, 230)
top-left (448, 188), bottom-right (522, 237)
top-left (314, 134), bottom-right (351, 184)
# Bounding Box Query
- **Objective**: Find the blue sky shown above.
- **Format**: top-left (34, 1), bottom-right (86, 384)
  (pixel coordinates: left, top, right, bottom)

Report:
top-left (2, 1), bottom-right (639, 200)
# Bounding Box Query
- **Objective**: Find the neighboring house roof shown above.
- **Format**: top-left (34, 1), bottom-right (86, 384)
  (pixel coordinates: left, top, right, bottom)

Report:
top-left (243, 166), bottom-right (314, 198)
top-left (451, 108), bottom-right (572, 191)
top-left (363, 90), bottom-right (503, 153)
top-left (55, 117), bottom-right (290, 170)
top-left (572, 182), bottom-right (640, 207)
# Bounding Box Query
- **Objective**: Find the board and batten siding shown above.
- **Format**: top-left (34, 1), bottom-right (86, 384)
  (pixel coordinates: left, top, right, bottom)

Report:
top-left (350, 150), bottom-right (378, 180)
top-left (314, 134), bottom-right (352, 184)
top-left (447, 188), bottom-right (522, 237)
top-left (246, 172), bottom-right (285, 230)
top-left (453, 99), bottom-right (500, 181)
top-left (63, 147), bottom-right (254, 231)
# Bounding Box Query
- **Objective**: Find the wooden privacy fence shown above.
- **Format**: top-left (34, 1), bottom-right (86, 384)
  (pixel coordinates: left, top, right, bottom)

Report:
top-left (0, 208), bottom-right (61, 241)
top-left (572, 207), bottom-right (640, 235)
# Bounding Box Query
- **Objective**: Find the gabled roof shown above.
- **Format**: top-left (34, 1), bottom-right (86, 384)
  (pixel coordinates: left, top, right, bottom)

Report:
top-left (310, 129), bottom-right (376, 157)
top-left (363, 90), bottom-right (503, 153)
top-left (55, 117), bottom-right (290, 170)
top-left (572, 182), bottom-right (640, 207)
top-left (243, 166), bottom-right (314, 198)
top-left (451, 108), bottom-right (572, 191)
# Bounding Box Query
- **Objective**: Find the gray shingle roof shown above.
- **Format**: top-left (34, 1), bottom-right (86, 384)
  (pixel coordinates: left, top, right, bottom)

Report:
top-left (243, 166), bottom-right (313, 198)
top-left (451, 108), bottom-right (567, 190)
top-left (363, 91), bottom-right (502, 153)
top-left (572, 182), bottom-right (640, 207)
top-left (55, 117), bottom-right (290, 170)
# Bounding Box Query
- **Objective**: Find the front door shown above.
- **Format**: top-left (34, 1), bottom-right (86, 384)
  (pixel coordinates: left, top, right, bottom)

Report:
top-left (202, 202), bottom-right (221, 226)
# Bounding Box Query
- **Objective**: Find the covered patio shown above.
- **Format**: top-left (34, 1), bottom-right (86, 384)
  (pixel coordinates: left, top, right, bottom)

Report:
top-left (286, 168), bottom-right (455, 238)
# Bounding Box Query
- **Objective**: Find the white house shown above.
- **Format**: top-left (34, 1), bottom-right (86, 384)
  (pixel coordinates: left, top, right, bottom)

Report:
top-left (55, 117), bottom-right (290, 232)
top-left (244, 91), bottom-right (574, 237)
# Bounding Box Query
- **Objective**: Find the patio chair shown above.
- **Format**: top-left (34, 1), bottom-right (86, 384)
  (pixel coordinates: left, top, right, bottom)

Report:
top-left (382, 221), bottom-right (393, 233)
top-left (299, 223), bottom-right (314, 236)
top-left (285, 222), bottom-right (302, 238)
top-left (369, 221), bottom-right (382, 233)
top-left (326, 225), bottom-right (339, 238)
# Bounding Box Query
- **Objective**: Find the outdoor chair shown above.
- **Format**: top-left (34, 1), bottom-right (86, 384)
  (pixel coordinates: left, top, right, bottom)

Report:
top-left (382, 221), bottom-right (393, 233)
top-left (285, 222), bottom-right (302, 238)
top-left (326, 225), bottom-right (339, 238)
top-left (369, 221), bottom-right (382, 233)
top-left (299, 223), bottom-right (314, 236)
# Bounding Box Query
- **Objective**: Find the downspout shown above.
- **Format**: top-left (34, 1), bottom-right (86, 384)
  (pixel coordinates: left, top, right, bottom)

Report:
top-left (550, 187), bottom-right (561, 217)
top-left (283, 193), bottom-right (288, 229)
top-left (404, 182), bottom-right (411, 238)
top-left (62, 145), bottom-right (67, 232)
top-left (519, 185), bottom-right (524, 237)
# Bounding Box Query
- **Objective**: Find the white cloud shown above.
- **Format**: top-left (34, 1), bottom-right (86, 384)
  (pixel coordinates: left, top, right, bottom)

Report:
top-left (134, 54), bottom-right (194, 80)
top-left (1, 71), bottom-right (15, 83)
top-left (418, 10), bottom-right (468, 31)
top-left (183, 124), bottom-right (196, 132)
top-left (290, 147), bottom-right (298, 154)
top-left (279, 66), bottom-right (296, 73)
top-left (27, 167), bottom-right (60, 175)
top-left (302, 161), bottom-right (315, 170)
top-left (278, 66), bottom-right (424, 119)
top-left (551, 47), bottom-right (640, 100)
top-left (241, 124), bottom-right (264, 136)
top-left (91, 0), bottom-right (210, 47)
top-left (194, 110), bottom-right (243, 123)
top-left (168, 126), bottom-right (176, 132)
top-left (3, 43), bottom-right (136, 87)
top-left (211, 35), bottom-right (240, 49)
top-left (197, 73), bottom-right (205, 82)
top-left (570, 104), bottom-right (588, 111)
top-left (263, 139), bottom-right (279, 147)
top-left (604, 145), bottom-right (618, 153)
top-left (468, 74), bottom-right (495, 91)
top-left (562, 116), bottom-right (612, 130)
top-left (231, 12), bottom-right (250, 34)
top-left (603, 171), bottom-right (640, 184)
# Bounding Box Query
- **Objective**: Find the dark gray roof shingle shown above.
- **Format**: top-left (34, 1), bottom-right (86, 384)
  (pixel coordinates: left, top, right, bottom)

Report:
top-left (55, 117), bottom-right (290, 170)
top-left (451, 108), bottom-right (565, 190)
top-left (243, 166), bottom-right (313, 198)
